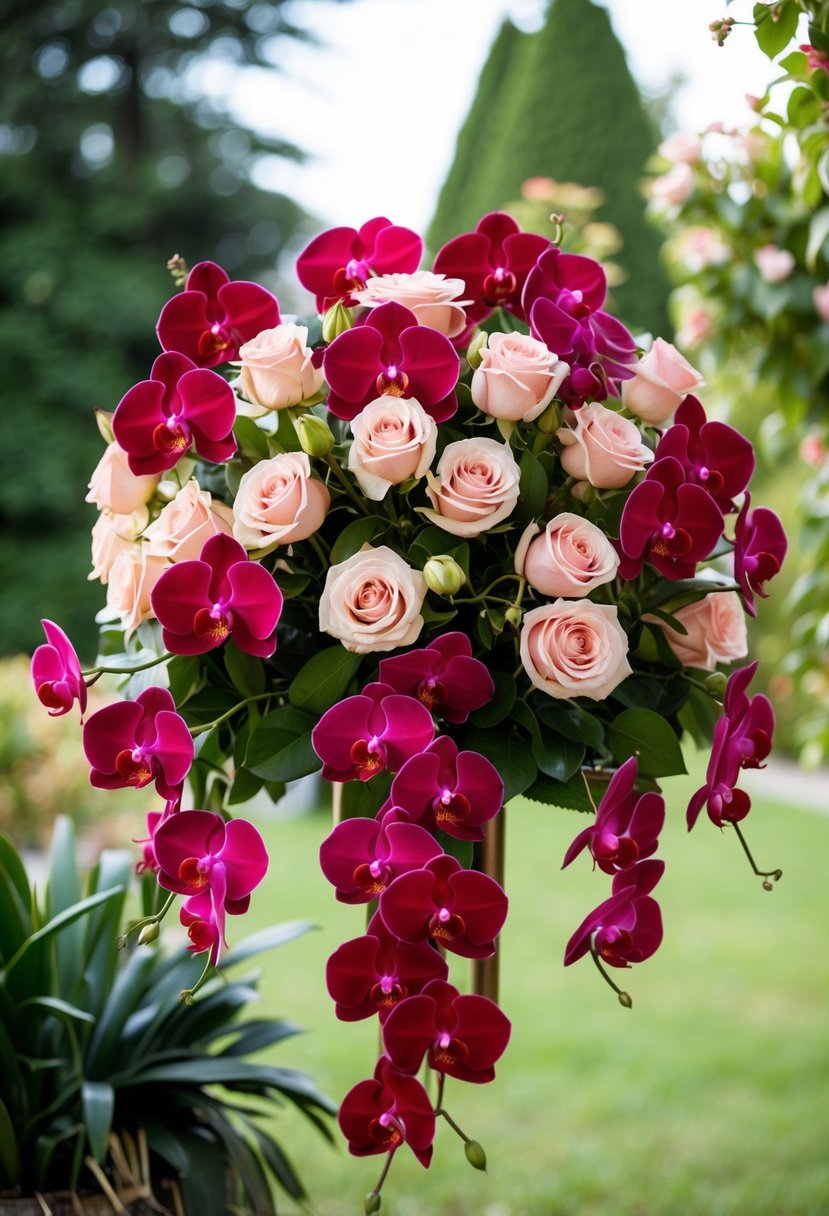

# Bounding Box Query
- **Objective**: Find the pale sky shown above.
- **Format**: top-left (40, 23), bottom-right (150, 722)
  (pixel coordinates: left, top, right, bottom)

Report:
top-left (196, 0), bottom-right (787, 235)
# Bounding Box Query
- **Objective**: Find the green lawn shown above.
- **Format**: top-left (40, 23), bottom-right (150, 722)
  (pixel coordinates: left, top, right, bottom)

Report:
top-left (242, 767), bottom-right (829, 1216)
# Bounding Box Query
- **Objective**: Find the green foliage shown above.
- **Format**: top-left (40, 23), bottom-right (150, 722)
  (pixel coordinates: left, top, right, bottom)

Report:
top-left (428, 0), bottom-right (670, 335)
top-left (0, 816), bottom-right (332, 1208)
top-left (0, 0), bottom-right (346, 658)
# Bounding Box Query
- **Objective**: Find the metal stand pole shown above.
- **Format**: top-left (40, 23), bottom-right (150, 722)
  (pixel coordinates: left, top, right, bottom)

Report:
top-left (471, 807), bottom-right (505, 1003)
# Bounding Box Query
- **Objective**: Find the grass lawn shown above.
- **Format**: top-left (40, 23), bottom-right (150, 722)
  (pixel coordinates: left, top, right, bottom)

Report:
top-left (241, 765), bottom-right (828, 1216)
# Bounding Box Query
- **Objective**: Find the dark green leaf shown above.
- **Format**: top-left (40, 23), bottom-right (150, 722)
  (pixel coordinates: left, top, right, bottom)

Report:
top-left (524, 771), bottom-right (594, 812)
top-left (518, 449), bottom-right (548, 521)
top-left (234, 415), bottom-right (270, 461)
top-left (82, 1080), bottom-right (114, 1164)
top-left (462, 728), bottom-right (537, 802)
top-left (5, 886), bottom-right (124, 978)
top-left (471, 671), bottom-right (516, 727)
top-left (245, 704), bottom-right (319, 783)
top-left (330, 515), bottom-right (387, 564)
top-left (338, 771), bottom-right (393, 819)
top-left (20, 996), bottom-right (96, 1026)
top-left (607, 708), bottom-right (687, 778)
top-left (288, 645), bottom-right (362, 715)
top-left (434, 831), bottom-right (474, 869)
top-left (252, 1126), bottom-right (307, 1201)
top-left (535, 700), bottom-right (605, 749)
top-left (0, 1098), bottom-right (20, 1185)
top-left (218, 1018), bottom-right (303, 1056)
top-left (228, 766), bottom-right (265, 806)
top-left (167, 655), bottom-right (202, 704)
top-left (225, 643), bottom-right (265, 698)
top-left (678, 684), bottom-right (723, 749)
top-left (86, 947), bottom-right (157, 1076)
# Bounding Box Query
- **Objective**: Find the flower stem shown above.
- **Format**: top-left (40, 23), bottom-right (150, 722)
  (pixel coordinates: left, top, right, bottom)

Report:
top-left (324, 452), bottom-right (373, 515)
top-left (731, 821), bottom-right (782, 890)
top-left (179, 954), bottom-right (214, 1005)
top-left (117, 891), bottom-right (176, 949)
top-left (589, 939), bottom-right (633, 1008)
top-left (83, 653), bottom-right (170, 678)
top-left (190, 692), bottom-right (273, 737)
top-left (308, 530), bottom-right (330, 566)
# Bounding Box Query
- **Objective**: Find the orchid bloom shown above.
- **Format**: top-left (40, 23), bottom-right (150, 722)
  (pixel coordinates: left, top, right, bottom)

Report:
top-left (151, 533), bottom-right (283, 657)
top-left (83, 686), bottom-right (194, 801)
top-left (156, 260), bottom-right (280, 367)
top-left (653, 395), bottom-right (755, 513)
top-left (112, 351), bottom-right (237, 476)
top-left (338, 1055), bottom-right (435, 1167)
top-left (382, 979), bottom-right (511, 1085)
top-left (319, 809), bottom-right (444, 904)
top-left (432, 211), bottom-right (550, 324)
top-left (325, 911), bottom-right (449, 1023)
top-left (618, 456), bottom-right (724, 580)
top-left (296, 217), bottom-right (422, 312)
top-left (380, 853), bottom-right (508, 959)
top-left (31, 619), bottom-right (87, 720)
top-left (390, 736), bottom-right (504, 841)
top-left (562, 757), bottom-right (665, 874)
top-left (564, 860), bottom-right (665, 969)
top-left (377, 631), bottom-right (494, 723)
top-left (322, 301), bottom-right (460, 422)
top-left (733, 493), bottom-right (787, 616)
top-left (153, 809), bottom-right (269, 965)
top-left (311, 682), bottom-right (435, 782)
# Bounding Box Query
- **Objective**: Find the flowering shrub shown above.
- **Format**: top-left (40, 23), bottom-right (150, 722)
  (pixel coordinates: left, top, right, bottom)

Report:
top-left (31, 208), bottom-right (787, 1208)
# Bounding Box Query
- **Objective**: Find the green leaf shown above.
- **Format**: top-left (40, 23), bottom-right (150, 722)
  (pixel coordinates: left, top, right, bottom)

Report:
top-left (245, 705), bottom-right (319, 783)
top-left (338, 772), bottom-right (392, 819)
top-left (471, 671), bottom-right (516, 728)
top-left (252, 1126), bottom-right (307, 1201)
top-left (288, 645), bottom-right (361, 715)
top-left (82, 1080), bottom-right (114, 1164)
top-left (524, 771), bottom-right (594, 813)
top-left (85, 947), bottom-right (157, 1076)
top-left (0, 833), bottom-right (31, 909)
top-left (20, 996), bottom-right (96, 1026)
top-left (218, 1018), bottom-right (303, 1057)
top-left (518, 449), bottom-right (548, 522)
top-left (818, 146), bottom-right (829, 199)
top-left (330, 515), bottom-right (387, 564)
top-left (228, 766), bottom-right (265, 806)
top-left (0, 1098), bottom-right (20, 1185)
top-left (678, 684), bottom-right (722, 749)
top-left (753, 0), bottom-right (799, 58)
top-left (462, 727), bottom-right (537, 802)
top-left (434, 831), bottom-right (474, 869)
top-left (167, 654), bottom-right (202, 704)
top-left (0, 860), bottom-right (30, 966)
top-left (535, 700), bottom-right (605, 749)
top-left (234, 414), bottom-right (270, 461)
top-left (47, 816), bottom-right (83, 998)
top-left (4, 887), bottom-right (124, 978)
top-left (607, 708), bottom-right (687, 778)
top-left (224, 643), bottom-right (265, 699)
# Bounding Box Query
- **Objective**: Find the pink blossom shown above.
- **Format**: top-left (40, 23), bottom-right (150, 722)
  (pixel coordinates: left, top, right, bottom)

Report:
top-left (31, 620), bottom-right (87, 720)
top-left (312, 682), bottom-right (435, 783)
top-left (156, 261), bottom-right (280, 367)
top-left (82, 686), bottom-right (194, 801)
top-left (296, 218), bottom-right (422, 312)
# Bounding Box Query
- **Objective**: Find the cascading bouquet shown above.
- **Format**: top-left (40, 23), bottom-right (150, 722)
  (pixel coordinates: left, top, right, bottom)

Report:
top-left (31, 210), bottom-right (788, 1210)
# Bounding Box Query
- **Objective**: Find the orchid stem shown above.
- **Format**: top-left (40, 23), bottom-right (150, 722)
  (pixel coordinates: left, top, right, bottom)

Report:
top-left (589, 939), bottom-right (632, 1008)
top-left (83, 654), bottom-right (170, 678)
top-left (117, 892), bottom-right (176, 949)
top-left (190, 692), bottom-right (273, 737)
top-left (731, 821), bottom-right (782, 890)
top-left (179, 955), bottom-right (214, 1005)
top-left (580, 770), bottom-right (599, 814)
top-left (434, 1073), bottom-right (471, 1143)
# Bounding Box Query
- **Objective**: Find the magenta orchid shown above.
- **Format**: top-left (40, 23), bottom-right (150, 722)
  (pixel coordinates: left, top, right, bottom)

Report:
top-left (83, 686), bottom-right (194, 801)
top-left (733, 493), bottom-right (788, 616)
top-left (112, 351), bottom-right (237, 476)
top-left (389, 736), bottom-right (504, 842)
top-left (31, 619), bottom-right (87, 720)
top-left (319, 810), bottom-right (443, 904)
top-left (156, 260), bottom-right (280, 367)
top-left (338, 1055), bottom-right (435, 1167)
top-left (378, 631), bottom-right (494, 723)
top-left (153, 809), bottom-right (269, 965)
top-left (297, 217), bottom-right (422, 312)
top-left (432, 211), bottom-right (550, 324)
top-left (151, 533), bottom-right (283, 657)
top-left (618, 456), bottom-right (724, 579)
top-left (380, 853), bottom-right (508, 959)
top-left (322, 301), bottom-right (460, 422)
top-left (562, 757), bottom-right (665, 874)
top-left (564, 859), bottom-right (665, 970)
top-left (326, 911), bottom-right (449, 1023)
top-left (382, 978), bottom-right (511, 1085)
top-left (311, 682), bottom-right (435, 782)
top-left (652, 395), bottom-right (755, 513)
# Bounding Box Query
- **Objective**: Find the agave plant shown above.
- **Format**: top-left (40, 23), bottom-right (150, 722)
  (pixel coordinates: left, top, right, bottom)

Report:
top-left (0, 816), bottom-right (334, 1213)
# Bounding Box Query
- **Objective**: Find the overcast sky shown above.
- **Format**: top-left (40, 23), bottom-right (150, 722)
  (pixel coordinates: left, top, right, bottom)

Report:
top-left (199, 0), bottom-right (786, 234)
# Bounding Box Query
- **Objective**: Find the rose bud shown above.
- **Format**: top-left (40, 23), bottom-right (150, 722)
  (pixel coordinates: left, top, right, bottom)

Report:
top-left (296, 413), bottom-right (335, 458)
top-left (471, 331), bottom-right (569, 423)
top-left (423, 555), bottom-right (466, 597)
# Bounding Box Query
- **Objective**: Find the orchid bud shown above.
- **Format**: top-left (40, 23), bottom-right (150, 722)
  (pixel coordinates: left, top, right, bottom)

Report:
top-left (466, 329), bottom-right (488, 370)
top-left (505, 605), bottom-right (523, 630)
top-left (464, 1140), bottom-right (487, 1171)
top-left (705, 671), bottom-right (728, 698)
top-left (618, 990), bottom-right (633, 1008)
top-left (166, 253), bottom-right (189, 289)
top-left (322, 299), bottom-right (354, 344)
top-left (423, 555), bottom-right (466, 597)
top-left (364, 1191), bottom-right (381, 1214)
top-left (296, 413), bottom-right (335, 458)
top-left (138, 921), bottom-right (160, 945)
top-left (95, 408), bottom-right (115, 445)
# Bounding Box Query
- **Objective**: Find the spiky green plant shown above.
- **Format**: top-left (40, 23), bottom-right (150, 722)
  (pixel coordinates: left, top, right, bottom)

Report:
top-left (0, 816), bottom-right (333, 1213)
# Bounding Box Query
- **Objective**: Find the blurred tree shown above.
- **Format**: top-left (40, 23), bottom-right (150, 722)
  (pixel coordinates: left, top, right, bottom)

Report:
top-left (0, 0), bottom-right (345, 658)
top-left (428, 0), bottom-right (670, 336)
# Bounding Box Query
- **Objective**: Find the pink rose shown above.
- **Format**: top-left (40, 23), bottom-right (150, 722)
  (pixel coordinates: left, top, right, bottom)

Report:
top-left (557, 404), bottom-right (653, 489)
top-left (677, 226), bottom-right (729, 272)
top-left (753, 245), bottom-right (795, 284)
top-left (86, 442), bottom-right (159, 515)
top-left (232, 452), bottom-right (330, 549)
top-left (89, 509), bottom-right (148, 584)
top-left (621, 338), bottom-right (704, 426)
top-left (520, 600), bottom-right (632, 701)
top-left (143, 480), bottom-right (233, 562)
top-left (106, 547), bottom-right (169, 636)
top-left (648, 592), bottom-right (747, 672)
top-left (319, 545), bottom-right (426, 654)
top-left (813, 282), bottom-right (829, 323)
top-left (676, 307), bottom-right (714, 350)
top-left (471, 332), bottom-right (569, 423)
top-left (515, 513), bottom-right (619, 598)
top-left (658, 131), bottom-right (702, 164)
top-left (348, 396), bottom-right (437, 501)
top-left (650, 163), bottom-right (694, 207)
top-left (351, 272), bottom-right (468, 339)
top-left (422, 437), bottom-right (520, 538)
top-left (238, 323), bottom-right (323, 410)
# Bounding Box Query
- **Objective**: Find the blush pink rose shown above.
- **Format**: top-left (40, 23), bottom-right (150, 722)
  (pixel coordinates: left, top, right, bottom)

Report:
top-left (813, 282), bottom-right (829, 323)
top-left (348, 396), bottom-right (437, 501)
top-left (471, 332), bottom-right (569, 423)
top-left (658, 131), bottom-right (702, 164)
top-left (621, 338), bottom-right (704, 426)
top-left (515, 513), bottom-right (619, 598)
top-left (86, 442), bottom-right (159, 515)
top-left (650, 162), bottom-right (694, 207)
top-left (753, 245), bottom-right (795, 284)
top-left (351, 271), bottom-right (469, 339)
top-left (557, 404), bottom-right (653, 489)
top-left (143, 480), bottom-right (234, 563)
top-left (520, 601), bottom-right (632, 701)
top-left (422, 437), bottom-right (521, 538)
top-left (238, 323), bottom-right (323, 410)
top-left (89, 509), bottom-right (148, 584)
top-left (319, 545), bottom-right (426, 654)
top-left (676, 306), bottom-right (714, 350)
top-left (232, 451), bottom-right (330, 549)
top-left (106, 547), bottom-right (169, 636)
top-left (648, 592), bottom-right (748, 671)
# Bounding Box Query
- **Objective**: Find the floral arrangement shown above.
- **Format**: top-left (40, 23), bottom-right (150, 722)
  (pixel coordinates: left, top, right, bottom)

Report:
top-left (31, 208), bottom-right (787, 1210)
